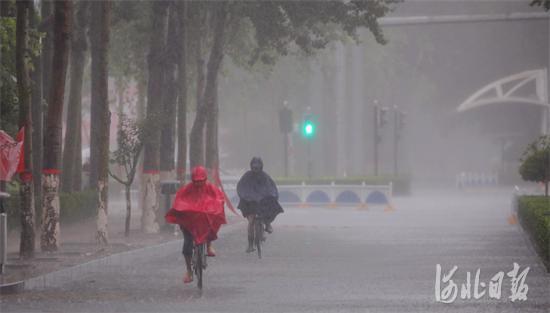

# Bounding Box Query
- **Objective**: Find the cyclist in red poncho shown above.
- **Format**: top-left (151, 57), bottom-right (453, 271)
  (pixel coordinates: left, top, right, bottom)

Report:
top-left (165, 166), bottom-right (226, 283)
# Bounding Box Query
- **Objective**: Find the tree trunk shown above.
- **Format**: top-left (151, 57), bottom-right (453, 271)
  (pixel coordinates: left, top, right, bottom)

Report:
top-left (205, 88), bottom-right (219, 171)
top-left (62, 0), bottom-right (88, 193)
top-left (90, 0), bottom-right (111, 245)
top-left (188, 3), bottom-right (206, 169)
top-left (202, 3), bottom-right (228, 173)
top-left (41, 0), bottom-right (53, 112)
top-left (176, 1), bottom-right (188, 183)
top-left (135, 77), bottom-right (146, 190)
top-left (190, 2), bottom-right (227, 167)
top-left (141, 1), bottom-right (168, 234)
top-left (29, 2), bottom-right (43, 231)
top-left (160, 3), bottom-right (178, 181)
top-left (73, 107), bottom-right (82, 191)
top-left (16, 0), bottom-right (35, 259)
top-left (137, 77), bottom-right (147, 122)
top-left (41, 0), bottom-right (72, 252)
top-left (125, 184), bottom-right (131, 237)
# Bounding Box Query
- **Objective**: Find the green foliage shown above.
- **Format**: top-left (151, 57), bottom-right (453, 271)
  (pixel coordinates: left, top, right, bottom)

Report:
top-left (109, 1), bottom-right (150, 82)
top-left (531, 0), bottom-right (550, 10)
top-left (517, 196), bottom-right (550, 271)
top-left (519, 136), bottom-right (550, 195)
top-left (234, 0), bottom-right (399, 67)
top-left (5, 188), bottom-right (97, 230)
top-left (59, 189), bottom-right (98, 223)
top-left (1, 16), bottom-right (18, 135)
top-left (1, 9), bottom-right (42, 136)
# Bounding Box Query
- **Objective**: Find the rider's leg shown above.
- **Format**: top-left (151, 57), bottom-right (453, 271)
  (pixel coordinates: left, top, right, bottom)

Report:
top-left (182, 228), bottom-right (193, 282)
top-left (206, 241), bottom-right (216, 257)
top-left (265, 222), bottom-right (273, 234)
top-left (246, 215), bottom-right (255, 252)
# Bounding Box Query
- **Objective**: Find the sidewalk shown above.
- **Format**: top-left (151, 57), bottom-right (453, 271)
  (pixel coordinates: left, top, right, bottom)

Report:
top-left (1, 197), bottom-right (243, 292)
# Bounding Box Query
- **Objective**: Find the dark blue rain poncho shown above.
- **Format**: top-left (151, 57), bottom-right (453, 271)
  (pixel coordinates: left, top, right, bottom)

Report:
top-left (237, 157), bottom-right (284, 223)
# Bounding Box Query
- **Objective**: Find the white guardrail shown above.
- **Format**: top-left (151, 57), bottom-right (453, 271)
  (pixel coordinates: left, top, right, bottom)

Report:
top-left (456, 172), bottom-right (499, 189)
top-left (223, 182), bottom-right (393, 208)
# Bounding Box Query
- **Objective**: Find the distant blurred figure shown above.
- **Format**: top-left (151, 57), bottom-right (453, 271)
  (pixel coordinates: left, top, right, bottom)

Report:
top-left (237, 157), bottom-right (284, 253)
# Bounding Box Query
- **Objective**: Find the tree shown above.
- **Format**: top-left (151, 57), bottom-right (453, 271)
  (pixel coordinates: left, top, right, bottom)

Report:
top-left (141, 1), bottom-right (168, 234)
top-left (188, 2), bottom-right (207, 169)
top-left (61, 0), bottom-right (89, 193)
top-left (189, 2), bottom-right (228, 170)
top-left (176, 1), bottom-right (188, 183)
top-left (109, 113), bottom-right (143, 237)
top-left (89, 0), bottom-right (111, 244)
top-left (159, 3), bottom-right (178, 181)
top-left (41, 0), bottom-right (72, 252)
top-left (187, 0), bottom-right (396, 175)
top-left (0, 1), bottom-right (19, 137)
top-left (29, 1), bottom-right (43, 230)
top-left (520, 135), bottom-right (550, 197)
top-left (16, 0), bottom-right (35, 259)
top-left (531, 0), bottom-right (550, 10)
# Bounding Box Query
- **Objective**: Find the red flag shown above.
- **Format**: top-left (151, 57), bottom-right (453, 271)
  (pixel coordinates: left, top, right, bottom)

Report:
top-left (16, 127), bottom-right (25, 174)
top-left (0, 129), bottom-right (24, 181)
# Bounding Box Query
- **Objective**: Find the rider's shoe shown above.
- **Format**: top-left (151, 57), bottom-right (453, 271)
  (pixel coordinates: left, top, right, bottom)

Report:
top-left (207, 246), bottom-right (216, 257)
top-left (183, 272), bottom-right (193, 283)
top-left (246, 245), bottom-right (256, 253)
top-left (265, 223), bottom-right (273, 234)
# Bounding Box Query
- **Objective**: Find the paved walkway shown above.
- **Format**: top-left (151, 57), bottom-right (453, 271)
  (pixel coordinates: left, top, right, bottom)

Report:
top-left (1, 189), bottom-right (548, 312)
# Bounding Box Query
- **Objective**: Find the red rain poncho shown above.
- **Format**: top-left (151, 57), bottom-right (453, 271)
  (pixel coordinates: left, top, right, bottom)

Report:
top-left (165, 167), bottom-right (226, 244)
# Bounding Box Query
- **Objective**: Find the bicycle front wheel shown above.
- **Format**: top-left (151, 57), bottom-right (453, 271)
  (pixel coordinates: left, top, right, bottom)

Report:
top-left (196, 245), bottom-right (204, 289)
top-left (254, 218), bottom-right (263, 259)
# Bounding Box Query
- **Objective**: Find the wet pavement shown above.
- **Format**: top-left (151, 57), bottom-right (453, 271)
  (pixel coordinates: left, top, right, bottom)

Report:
top-left (1, 189), bottom-right (549, 312)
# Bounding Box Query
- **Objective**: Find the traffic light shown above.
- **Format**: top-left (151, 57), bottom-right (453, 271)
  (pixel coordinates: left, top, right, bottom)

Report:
top-left (302, 114), bottom-right (316, 138)
top-left (397, 110), bottom-right (406, 131)
top-left (377, 106), bottom-right (389, 128)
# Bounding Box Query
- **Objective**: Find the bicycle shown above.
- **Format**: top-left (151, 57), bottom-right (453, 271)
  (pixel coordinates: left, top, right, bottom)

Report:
top-left (192, 242), bottom-right (207, 289)
top-left (253, 214), bottom-right (265, 259)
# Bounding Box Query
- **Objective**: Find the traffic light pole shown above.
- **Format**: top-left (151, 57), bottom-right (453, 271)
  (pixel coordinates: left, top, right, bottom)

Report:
top-left (393, 108), bottom-right (399, 176)
top-left (307, 140), bottom-right (312, 179)
top-left (283, 133), bottom-right (289, 177)
top-left (373, 105), bottom-right (379, 176)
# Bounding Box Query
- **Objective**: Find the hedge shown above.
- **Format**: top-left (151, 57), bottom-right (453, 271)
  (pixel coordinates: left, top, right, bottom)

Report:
top-left (517, 196), bottom-right (550, 271)
top-left (273, 176), bottom-right (411, 195)
top-left (3, 188), bottom-right (97, 231)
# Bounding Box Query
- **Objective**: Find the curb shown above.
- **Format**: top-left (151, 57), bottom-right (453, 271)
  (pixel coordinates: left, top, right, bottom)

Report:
top-left (0, 280), bottom-right (24, 294)
top-left (12, 220), bottom-right (244, 292)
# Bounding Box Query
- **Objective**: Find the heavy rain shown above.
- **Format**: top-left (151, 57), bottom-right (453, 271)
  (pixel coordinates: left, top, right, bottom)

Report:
top-left (0, 1), bottom-right (549, 312)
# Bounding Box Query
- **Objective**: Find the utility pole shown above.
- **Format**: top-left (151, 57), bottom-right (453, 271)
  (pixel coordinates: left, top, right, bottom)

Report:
top-left (279, 101), bottom-right (293, 177)
top-left (373, 100), bottom-right (388, 176)
top-left (301, 107), bottom-right (316, 179)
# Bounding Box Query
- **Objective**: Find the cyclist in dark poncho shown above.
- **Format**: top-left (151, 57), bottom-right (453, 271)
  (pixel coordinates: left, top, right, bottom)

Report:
top-left (237, 157), bottom-right (284, 253)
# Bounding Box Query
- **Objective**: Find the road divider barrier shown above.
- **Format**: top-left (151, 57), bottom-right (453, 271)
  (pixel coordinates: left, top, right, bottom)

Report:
top-left (456, 172), bottom-right (499, 189)
top-left (224, 181), bottom-right (393, 210)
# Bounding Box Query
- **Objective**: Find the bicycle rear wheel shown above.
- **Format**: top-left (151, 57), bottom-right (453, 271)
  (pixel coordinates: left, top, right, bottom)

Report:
top-left (254, 217), bottom-right (263, 259)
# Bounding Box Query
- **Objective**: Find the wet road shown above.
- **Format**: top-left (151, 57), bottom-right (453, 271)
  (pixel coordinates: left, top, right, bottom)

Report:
top-left (2, 189), bottom-right (549, 312)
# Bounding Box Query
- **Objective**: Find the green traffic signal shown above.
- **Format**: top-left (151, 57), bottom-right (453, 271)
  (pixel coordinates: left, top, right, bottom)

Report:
top-left (302, 118), bottom-right (315, 138)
